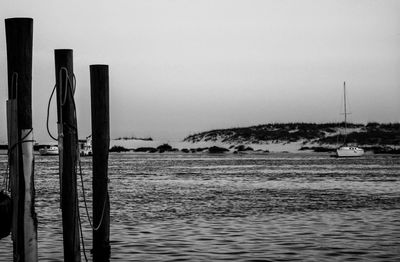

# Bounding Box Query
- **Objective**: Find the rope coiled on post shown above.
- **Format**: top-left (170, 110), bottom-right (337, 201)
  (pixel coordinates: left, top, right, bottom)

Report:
top-left (46, 68), bottom-right (77, 141)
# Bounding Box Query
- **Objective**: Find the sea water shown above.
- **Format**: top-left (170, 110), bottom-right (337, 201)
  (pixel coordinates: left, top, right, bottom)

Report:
top-left (0, 153), bottom-right (399, 261)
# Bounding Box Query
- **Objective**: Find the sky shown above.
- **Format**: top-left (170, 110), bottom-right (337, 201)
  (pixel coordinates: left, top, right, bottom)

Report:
top-left (0, 0), bottom-right (399, 143)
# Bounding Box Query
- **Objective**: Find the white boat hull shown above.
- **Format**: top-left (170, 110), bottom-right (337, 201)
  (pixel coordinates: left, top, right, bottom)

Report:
top-left (39, 147), bottom-right (59, 156)
top-left (336, 146), bottom-right (364, 157)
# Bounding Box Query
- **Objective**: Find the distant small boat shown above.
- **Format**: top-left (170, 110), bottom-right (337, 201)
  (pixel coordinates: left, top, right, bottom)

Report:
top-left (336, 82), bottom-right (364, 157)
top-left (39, 146), bottom-right (59, 156)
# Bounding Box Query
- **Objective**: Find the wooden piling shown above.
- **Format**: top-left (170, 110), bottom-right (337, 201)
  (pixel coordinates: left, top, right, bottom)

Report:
top-left (5, 17), bottom-right (38, 262)
top-left (90, 65), bottom-right (110, 262)
top-left (54, 49), bottom-right (81, 262)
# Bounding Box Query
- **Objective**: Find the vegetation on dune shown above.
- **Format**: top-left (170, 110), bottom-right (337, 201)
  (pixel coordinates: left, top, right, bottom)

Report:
top-left (115, 136), bottom-right (153, 141)
top-left (184, 122), bottom-right (400, 146)
top-left (235, 145), bottom-right (254, 151)
top-left (320, 123), bottom-right (400, 145)
top-left (299, 146), bottom-right (336, 152)
top-left (365, 146), bottom-right (400, 154)
top-left (134, 147), bottom-right (158, 153)
top-left (133, 144), bottom-right (179, 153)
top-left (157, 144), bottom-right (179, 153)
top-left (109, 146), bottom-right (130, 152)
top-left (185, 122), bottom-right (351, 143)
top-left (208, 146), bottom-right (229, 153)
top-left (157, 144), bottom-right (173, 152)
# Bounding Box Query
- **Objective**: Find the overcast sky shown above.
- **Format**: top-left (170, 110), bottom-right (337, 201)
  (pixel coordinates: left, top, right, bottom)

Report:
top-left (0, 0), bottom-right (399, 142)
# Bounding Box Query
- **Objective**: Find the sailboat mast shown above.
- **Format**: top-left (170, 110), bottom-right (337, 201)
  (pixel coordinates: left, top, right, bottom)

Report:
top-left (343, 81), bottom-right (347, 142)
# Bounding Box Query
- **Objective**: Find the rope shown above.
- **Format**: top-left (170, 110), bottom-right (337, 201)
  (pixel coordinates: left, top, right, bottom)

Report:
top-left (46, 69), bottom-right (77, 141)
top-left (7, 128), bottom-right (34, 152)
top-left (60, 67), bottom-right (69, 106)
top-left (46, 84), bottom-right (58, 141)
top-left (56, 67), bottom-right (71, 144)
top-left (78, 204), bottom-right (89, 262)
top-left (3, 128), bottom-right (35, 194)
top-left (77, 155), bottom-right (89, 262)
top-left (79, 160), bottom-right (108, 231)
top-left (72, 74), bottom-right (76, 95)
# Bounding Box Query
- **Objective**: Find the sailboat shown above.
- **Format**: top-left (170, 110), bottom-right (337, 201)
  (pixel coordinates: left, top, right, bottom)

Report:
top-left (336, 82), bottom-right (364, 157)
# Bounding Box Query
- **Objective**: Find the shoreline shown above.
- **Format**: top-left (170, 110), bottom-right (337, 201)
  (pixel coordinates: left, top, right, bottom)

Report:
top-left (0, 139), bottom-right (398, 155)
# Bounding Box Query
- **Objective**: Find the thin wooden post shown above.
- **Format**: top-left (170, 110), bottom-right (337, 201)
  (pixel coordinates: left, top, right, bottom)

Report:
top-left (54, 49), bottom-right (81, 262)
top-left (90, 65), bottom-right (110, 262)
top-left (5, 17), bottom-right (38, 262)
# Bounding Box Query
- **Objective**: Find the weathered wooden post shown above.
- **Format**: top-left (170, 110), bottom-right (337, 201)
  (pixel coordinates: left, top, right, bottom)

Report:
top-left (5, 17), bottom-right (38, 262)
top-left (54, 49), bottom-right (81, 262)
top-left (90, 65), bottom-right (110, 261)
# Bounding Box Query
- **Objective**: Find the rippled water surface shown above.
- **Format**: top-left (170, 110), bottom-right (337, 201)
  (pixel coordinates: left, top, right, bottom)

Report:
top-left (1, 153), bottom-right (400, 261)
